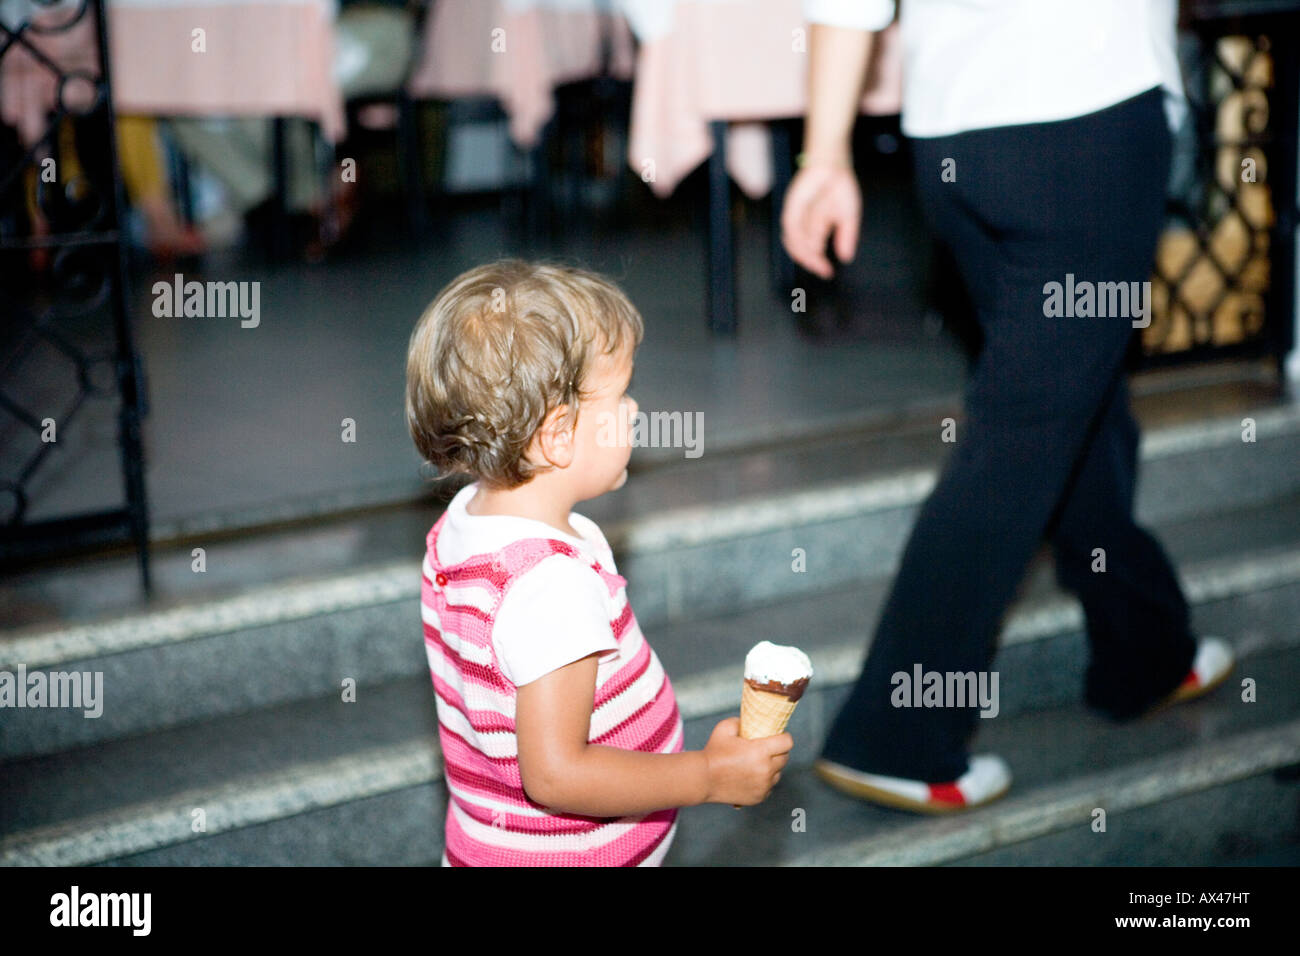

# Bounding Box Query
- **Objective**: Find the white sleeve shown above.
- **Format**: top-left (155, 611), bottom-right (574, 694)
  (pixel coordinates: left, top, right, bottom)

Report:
top-left (617, 0), bottom-right (675, 42)
top-left (803, 0), bottom-right (895, 31)
top-left (493, 555), bottom-right (620, 687)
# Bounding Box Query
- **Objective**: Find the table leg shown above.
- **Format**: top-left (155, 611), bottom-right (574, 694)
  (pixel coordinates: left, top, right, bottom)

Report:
top-left (708, 119), bottom-right (736, 335)
top-left (561, 84), bottom-right (586, 237)
top-left (770, 119), bottom-right (797, 299)
top-left (528, 114), bottom-right (555, 242)
top-left (167, 133), bottom-right (195, 226)
top-left (269, 116), bottom-right (290, 261)
top-left (507, 112), bottom-right (549, 245)
top-left (397, 89), bottom-right (429, 238)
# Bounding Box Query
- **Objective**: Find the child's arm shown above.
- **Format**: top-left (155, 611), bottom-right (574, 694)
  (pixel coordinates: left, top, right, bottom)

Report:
top-left (515, 653), bottom-right (792, 817)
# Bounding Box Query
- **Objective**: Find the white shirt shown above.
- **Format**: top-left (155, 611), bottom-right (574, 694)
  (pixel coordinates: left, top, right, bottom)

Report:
top-left (435, 484), bottom-right (620, 687)
top-left (804, 0), bottom-right (1185, 137)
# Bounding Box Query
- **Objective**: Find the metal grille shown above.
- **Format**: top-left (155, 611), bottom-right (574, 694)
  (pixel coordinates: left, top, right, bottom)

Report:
top-left (1145, 13), bottom-right (1298, 368)
top-left (0, 0), bottom-right (151, 585)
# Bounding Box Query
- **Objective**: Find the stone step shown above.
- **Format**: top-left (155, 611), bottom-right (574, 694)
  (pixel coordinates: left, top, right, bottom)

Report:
top-left (3, 459), bottom-right (1298, 761)
top-left (3, 372), bottom-right (1293, 634)
top-left (785, 720), bottom-right (1300, 866)
top-left (949, 769), bottom-right (1300, 866)
top-left (612, 396), bottom-right (1300, 627)
top-left (3, 572), bottom-right (1297, 866)
top-left (678, 643), bottom-right (1300, 866)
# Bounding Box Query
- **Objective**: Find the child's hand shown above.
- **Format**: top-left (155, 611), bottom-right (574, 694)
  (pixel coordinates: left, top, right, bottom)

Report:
top-left (702, 717), bottom-right (793, 806)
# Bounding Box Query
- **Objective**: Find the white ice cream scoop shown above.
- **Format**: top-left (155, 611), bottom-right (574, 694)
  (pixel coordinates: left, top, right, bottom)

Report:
top-left (744, 641), bottom-right (813, 686)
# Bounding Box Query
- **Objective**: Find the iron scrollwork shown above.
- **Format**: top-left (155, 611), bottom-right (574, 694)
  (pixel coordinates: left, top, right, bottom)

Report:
top-left (0, 0), bottom-right (151, 587)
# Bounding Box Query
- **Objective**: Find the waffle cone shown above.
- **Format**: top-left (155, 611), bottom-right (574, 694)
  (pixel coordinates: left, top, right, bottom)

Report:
top-left (740, 681), bottom-right (799, 739)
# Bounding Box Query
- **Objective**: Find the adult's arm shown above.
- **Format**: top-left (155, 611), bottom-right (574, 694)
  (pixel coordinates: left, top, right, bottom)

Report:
top-left (801, 1), bottom-right (893, 166)
top-left (782, 2), bottom-right (893, 277)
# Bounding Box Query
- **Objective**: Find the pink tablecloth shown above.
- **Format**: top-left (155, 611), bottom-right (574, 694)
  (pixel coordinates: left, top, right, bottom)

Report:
top-left (626, 0), bottom-right (903, 199)
top-left (0, 0), bottom-right (346, 148)
top-left (0, 4), bottom-right (101, 148)
top-left (406, 0), bottom-right (637, 150)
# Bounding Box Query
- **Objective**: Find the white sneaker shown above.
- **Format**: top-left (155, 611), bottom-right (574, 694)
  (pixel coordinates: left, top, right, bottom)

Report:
top-left (1152, 636), bottom-right (1235, 711)
top-left (814, 753), bottom-right (1012, 814)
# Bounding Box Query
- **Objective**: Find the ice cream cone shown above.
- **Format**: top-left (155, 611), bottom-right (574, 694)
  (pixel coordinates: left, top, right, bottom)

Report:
top-left (732, 642), bottom-right (813, 808)
top-left (740, 680), bottom-right (800, 739)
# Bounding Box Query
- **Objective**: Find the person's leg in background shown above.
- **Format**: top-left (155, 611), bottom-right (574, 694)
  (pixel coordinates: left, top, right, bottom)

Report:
top-left (116, 115), bottom-right (206, 258)
top-left (312, 2), bottom-right (419, 253)
top-left (818, 164), bottom-right (1016, 784)
top-left (163, 117), bottom-right (322, 245)
top-left (820, 88), bottom-right (1184, 786)
top-left (165, 118), bottom-right (278, 217)
top-left (1038, 85), bottom-right (1197, 718)
top-left (1046, 363), bottom-right (1196, 718)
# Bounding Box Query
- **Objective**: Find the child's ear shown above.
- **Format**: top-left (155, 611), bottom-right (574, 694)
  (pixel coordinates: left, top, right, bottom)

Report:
top-left (532, 405), bottom-right (576, 469)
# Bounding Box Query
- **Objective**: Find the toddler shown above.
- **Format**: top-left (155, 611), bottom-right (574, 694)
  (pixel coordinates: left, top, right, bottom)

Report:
top-left (406, 259), bottom-right (793, 866)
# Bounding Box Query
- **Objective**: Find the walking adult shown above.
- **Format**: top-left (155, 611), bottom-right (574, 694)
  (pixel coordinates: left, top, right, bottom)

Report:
top-left (782, 0), bottom-right (1234, 811)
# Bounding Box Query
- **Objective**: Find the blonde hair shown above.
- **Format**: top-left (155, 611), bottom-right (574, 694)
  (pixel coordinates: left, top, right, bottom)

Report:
top-left (406, 259), bottom-right (644, 489)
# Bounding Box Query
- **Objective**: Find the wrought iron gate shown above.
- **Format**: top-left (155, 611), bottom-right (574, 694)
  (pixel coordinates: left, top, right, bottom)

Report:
top-left (1145, 0), bottom-right (1299, 371)
top-left (0, 0), bottom-right (150, 587)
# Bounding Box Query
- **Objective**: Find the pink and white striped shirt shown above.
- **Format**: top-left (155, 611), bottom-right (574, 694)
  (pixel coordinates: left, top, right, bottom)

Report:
top-left (422, 507), bottom-right (685, 866)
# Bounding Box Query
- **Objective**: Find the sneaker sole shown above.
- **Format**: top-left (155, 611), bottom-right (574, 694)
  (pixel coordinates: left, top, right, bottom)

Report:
top-left (1145, 656), bottom-right (1235, 716)
top-left (813, 759), bottom-right (1011, 815)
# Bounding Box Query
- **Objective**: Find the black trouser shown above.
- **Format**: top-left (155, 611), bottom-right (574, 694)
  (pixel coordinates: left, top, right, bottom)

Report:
top-left (822, 88), bottom-right (1198, 782)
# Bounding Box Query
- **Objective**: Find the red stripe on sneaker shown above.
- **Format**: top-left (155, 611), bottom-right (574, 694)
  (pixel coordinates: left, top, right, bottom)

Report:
top-left (927, 782), bottom-right (966, 806)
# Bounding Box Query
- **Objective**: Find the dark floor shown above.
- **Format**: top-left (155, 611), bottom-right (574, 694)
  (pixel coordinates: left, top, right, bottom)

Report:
top-left (12, 146), bottom-right (973, 537)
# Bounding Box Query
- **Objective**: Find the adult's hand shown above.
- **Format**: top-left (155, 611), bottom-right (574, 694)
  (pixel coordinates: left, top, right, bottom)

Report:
top-left (781, 161), bottom-right (861, 280)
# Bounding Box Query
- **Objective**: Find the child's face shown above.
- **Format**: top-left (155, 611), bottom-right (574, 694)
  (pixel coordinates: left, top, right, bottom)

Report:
top-left (569, 342), bottom-right (637, 500)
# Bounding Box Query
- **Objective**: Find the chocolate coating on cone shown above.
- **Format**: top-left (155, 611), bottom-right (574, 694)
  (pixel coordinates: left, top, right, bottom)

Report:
top-left (743, 675), bottom-right (810, 702)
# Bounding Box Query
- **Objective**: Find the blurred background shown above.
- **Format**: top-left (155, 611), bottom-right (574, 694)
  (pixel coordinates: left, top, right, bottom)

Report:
top-left (1, 0), bottom-right (1299, 866)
